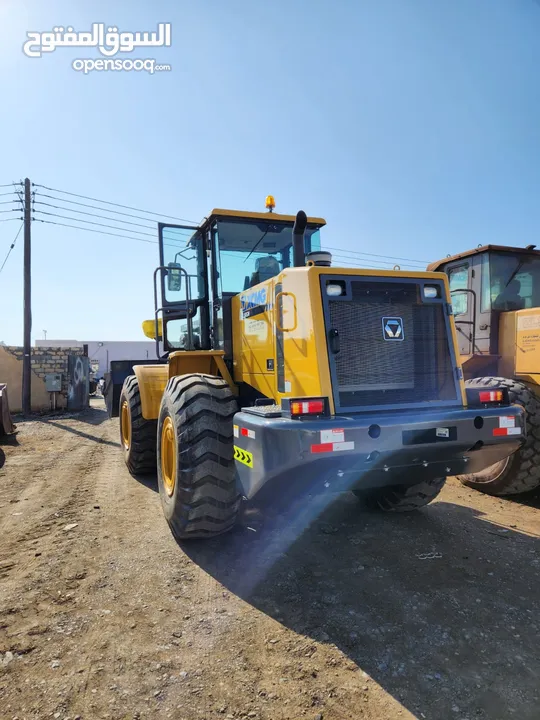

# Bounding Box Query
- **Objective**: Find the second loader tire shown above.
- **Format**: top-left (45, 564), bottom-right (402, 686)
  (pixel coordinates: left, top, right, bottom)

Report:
top-left (156, 373), bottom-right (240, 541)
top-left (354, 476), bottom-right (446, 511)
top-left (456, 377), bottom-right (540, 496)
top-left (119, 375), bottom-right (158, 475)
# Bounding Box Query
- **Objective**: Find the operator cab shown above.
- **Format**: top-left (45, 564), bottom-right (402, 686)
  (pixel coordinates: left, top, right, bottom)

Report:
top-left (428, 244), bottom-right (540, 357)
top-left (153, 201), bottom-right (325, 356)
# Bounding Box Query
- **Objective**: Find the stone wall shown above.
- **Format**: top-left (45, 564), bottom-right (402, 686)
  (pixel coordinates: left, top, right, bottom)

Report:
top-left (0, 346), bottom-right (84, 412)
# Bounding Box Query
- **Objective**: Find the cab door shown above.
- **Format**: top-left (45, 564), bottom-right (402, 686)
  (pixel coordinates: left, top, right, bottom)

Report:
top-left (471, 251), bottom-right (492, 353)
top-left (157, 223), bottom-right (210, 352)
top-left (446, 261), bottom-right (473, 355)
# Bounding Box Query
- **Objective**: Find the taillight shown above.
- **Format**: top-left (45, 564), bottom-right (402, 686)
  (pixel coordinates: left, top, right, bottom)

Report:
top-left (291, 399), bottom-right (324, 415)
top-left (283, 397), bottom-right (329, 418)
top-left (479, 390), bottom-right (503, 403)
top-left (465, 386), bottom-right (510, 408)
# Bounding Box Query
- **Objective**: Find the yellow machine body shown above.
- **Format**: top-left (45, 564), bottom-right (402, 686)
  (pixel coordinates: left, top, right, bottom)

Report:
top-left (231, 266), bottom-right (467, 413)
top-left (135, 351), bottom-right (237, 420)
top-left (136, 263), bottom-right (465, 419)
top-left (498, 308), bottom-right (540, 387)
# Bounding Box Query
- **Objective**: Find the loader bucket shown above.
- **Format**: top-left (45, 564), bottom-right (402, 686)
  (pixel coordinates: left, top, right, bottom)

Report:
top-left (0, 384), bottom-right (15, 436)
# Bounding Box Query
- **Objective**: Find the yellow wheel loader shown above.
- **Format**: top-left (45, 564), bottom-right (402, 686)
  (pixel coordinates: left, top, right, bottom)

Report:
top-left (428, 244), bottom-right (540, 496)
top-left (118, 200), bottom-right (525, 540)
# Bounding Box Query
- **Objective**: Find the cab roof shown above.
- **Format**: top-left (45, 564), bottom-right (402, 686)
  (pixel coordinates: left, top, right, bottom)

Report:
top-left (427, 244), bottom-right (540, 272)
top-left (201, 208), bottom-right (326, 229)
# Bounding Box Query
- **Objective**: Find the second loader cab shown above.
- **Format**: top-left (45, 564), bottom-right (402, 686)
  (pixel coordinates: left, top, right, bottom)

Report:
top-left (428, 243), bottom-right (540, 498)
top-left (428, 244), bottom-right (540, 366)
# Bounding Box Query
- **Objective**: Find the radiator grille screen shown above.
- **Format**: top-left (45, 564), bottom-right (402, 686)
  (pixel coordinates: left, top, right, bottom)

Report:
top-left (326, 280), bottom-right (457, 408)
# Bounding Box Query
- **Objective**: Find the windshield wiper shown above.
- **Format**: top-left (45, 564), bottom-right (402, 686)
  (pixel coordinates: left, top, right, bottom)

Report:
top-left (243, 227), bottom-right (270, 263)
top-left (504, 258), bottom-right (526, 289)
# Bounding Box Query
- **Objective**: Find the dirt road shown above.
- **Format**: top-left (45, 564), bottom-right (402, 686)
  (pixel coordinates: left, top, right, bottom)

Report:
top-left (1, 400), bottom-right (539, 720)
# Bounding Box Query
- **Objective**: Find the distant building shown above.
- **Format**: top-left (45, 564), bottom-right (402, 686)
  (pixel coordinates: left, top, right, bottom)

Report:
top-left (34, 339), bottom-right (156, 378)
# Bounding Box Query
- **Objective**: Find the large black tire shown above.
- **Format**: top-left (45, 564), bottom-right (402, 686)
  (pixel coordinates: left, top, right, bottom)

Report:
top-left (457, 377), bottom-right (540, 496)
top-left (355, 476), bottom-right (446, 511)
top-left (156, 374), bottom-right (240, 540)
top-left (119, 375), bottom-right (157, 475)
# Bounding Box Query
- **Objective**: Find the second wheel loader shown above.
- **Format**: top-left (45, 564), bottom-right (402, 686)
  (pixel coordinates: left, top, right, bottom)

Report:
top-left (429, 244), bottom-right (540, 496)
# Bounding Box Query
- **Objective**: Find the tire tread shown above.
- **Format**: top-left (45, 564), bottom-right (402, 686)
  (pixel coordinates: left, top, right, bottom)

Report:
top-left (157, 374), bottom-right (240, 540)
top-left (356, 476), bottom-right (446, 512)
top-left (120, 375), bottom-right (157, 475)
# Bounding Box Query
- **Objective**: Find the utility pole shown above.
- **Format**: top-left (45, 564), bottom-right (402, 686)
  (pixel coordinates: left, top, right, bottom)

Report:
top-left (22, 178), bottom-right (32, 416)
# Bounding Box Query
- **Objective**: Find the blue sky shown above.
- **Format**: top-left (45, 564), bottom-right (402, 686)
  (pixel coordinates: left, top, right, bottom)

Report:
top-left (0, 0), bottom-right (539, 345)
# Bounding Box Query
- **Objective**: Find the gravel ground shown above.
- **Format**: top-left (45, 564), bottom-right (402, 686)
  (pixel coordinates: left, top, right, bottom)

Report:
top-left (0, 399), bottom-right (539, 720)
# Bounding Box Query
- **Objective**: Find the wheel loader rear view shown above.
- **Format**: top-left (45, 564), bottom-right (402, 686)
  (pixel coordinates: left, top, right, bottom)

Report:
top-left (429, 244), bottom-right (540, 497)
top-left (117, 199), bottom-right (525, 540)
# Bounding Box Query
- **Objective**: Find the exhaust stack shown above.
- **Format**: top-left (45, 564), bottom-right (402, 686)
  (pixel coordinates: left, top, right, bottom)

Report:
top-left (292, 210), bottom-right (308, 267)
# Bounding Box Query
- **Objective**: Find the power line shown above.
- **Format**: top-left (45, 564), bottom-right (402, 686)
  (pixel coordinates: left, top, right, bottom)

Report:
top-left (0, 192), bottom-right (20, 198)
top-left (35, 192), bottom-right (169, 226)
top-left (33, 183), bottom-right (199, 225)
top-left (36, 213), bottom-right (425, 268)
top-left (329, 258), bottom-right (420, 270)
top-left (35, 218), bottom-right (159, 245)
top-left (36, 218), bottom-right (191, 255)
top-left (36, 215), bottom-right (422, 276)
top-left (34, 208), bottom-right (193, 241)
top-left (326, 255), bottom-right (419, 270)
top-left (32, 182), bottom-right (428, 267)
top-left (323, 244), bottom-right (429, 265)
top-left (0, 222), bottom-right (23, 274)
top-left (326, 248), bottom-right (416, 265)
top-left (0, 218), bottom-right (21, 223)
top-left (0, 209), bottom-right (20, 214)
top-left (34, 200), bottom-right (159, 232)
top-left (33, 210), bottom-right (159, 238)
top-left (0, 183), bottom-right (21, 189)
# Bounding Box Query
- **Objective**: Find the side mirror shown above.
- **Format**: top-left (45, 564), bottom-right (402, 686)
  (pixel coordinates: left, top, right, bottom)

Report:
top-left (167, 262), bottom-right (183, 292)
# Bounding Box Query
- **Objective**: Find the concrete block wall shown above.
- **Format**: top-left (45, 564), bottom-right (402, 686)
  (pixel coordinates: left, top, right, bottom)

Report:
top-left (0, 346), bottom-right (84, 411)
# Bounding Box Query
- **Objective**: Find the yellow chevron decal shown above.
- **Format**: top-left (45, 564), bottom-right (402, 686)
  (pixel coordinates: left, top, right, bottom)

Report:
top-left (234, 445), bottom-right (253, 469)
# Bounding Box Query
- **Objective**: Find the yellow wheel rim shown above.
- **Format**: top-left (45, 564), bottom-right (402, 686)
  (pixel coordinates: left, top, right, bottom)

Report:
top-left (121, 399), bottom-right (131, 450)
top-left (161, 416), bottom-right (177, 497)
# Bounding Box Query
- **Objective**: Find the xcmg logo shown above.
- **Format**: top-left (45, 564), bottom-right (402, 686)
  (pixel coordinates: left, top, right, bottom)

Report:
top-left (241, 286), bottom-right (269, 318)
top-left (241, 287), bottom-right (267, 311)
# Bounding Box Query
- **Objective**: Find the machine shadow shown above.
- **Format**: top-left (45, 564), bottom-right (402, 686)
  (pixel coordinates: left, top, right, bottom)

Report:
top-left (131, 472), bottom-right (159, 493)
top-left (77, 400), bottom-right (111, 426)
top-left (506, 487), bottom-right (540, 509)
top-left (182, 492), bottom-right (540, 720)
top-left (0, 433), bottom-right (19, 447)
top-left (36, 419), bottom-right (119, 448)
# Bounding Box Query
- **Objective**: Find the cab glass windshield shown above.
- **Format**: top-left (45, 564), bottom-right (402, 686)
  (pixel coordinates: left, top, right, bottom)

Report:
top-left (214, 218), bottom-right (321, 294)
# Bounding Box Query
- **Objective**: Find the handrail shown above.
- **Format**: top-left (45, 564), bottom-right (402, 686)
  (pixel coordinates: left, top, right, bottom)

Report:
top-left (450, 287), bottom-right (478, 353)
top-left (275, 291), bottom-right (298, 332)
top-left (153, 265), bottom-right (192, 359)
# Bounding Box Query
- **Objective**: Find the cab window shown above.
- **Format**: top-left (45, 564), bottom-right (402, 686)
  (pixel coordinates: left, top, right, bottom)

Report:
top-left (448, 264), bottom-right (469, 315)
top-left (487, 252), bottom-right (540, 311)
